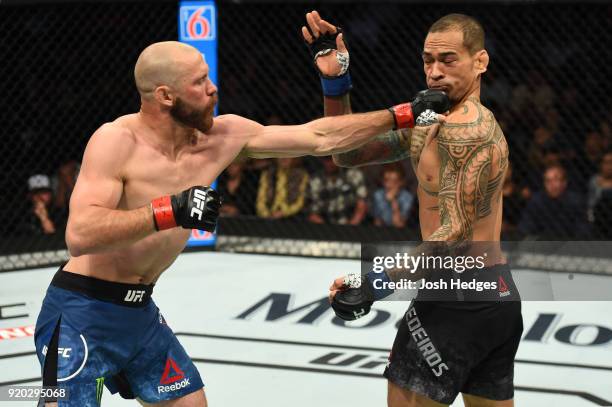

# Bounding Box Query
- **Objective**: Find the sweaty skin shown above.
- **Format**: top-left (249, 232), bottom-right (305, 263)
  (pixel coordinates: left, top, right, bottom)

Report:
top-left (65, 41), bottom-right (398, 284)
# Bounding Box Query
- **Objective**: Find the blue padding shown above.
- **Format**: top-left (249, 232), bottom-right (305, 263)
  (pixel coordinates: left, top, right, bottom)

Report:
top-left (320, 73), bottom-right (352, 97)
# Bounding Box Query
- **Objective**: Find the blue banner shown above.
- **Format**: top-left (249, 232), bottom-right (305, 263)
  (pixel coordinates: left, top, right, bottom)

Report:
top-left (179, 0), bottom-right (218, 248)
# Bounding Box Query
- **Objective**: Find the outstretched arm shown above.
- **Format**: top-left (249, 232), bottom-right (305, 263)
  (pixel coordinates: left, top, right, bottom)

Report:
top-left (241, 110), bottom-right (395, 158)
top-left (332, 129), bottom-right (412, 167)
top-left (235, 85), bottom-right (445, 158)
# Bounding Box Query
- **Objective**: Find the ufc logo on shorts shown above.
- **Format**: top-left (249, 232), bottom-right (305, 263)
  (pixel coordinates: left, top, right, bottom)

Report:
top-left (42, 346), bottom-right (72, 358)
top-left (124, 290), bottom-right (146, 303)
top-left (190, 189), bottom-right (208, 220)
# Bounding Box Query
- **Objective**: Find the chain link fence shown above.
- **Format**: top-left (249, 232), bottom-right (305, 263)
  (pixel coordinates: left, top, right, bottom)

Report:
top-left (1, 1), bottom-right (611, 270)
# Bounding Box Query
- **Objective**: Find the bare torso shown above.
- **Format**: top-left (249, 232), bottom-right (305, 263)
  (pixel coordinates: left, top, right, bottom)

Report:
top-left (65, 114), bottom-right (247, 284)
top-left (410, 98), bottom-right (508, 260)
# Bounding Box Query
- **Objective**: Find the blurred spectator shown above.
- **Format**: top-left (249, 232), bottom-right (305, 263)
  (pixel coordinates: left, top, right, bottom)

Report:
top-left (372, 164), bottom-right (414, 228)
top-left (593, 190), bottom-right (612, 239)
top-left (511, 70), bottom-right (555, 117)
top-left (17, 175), bottom-right (66, 235)
top-left (217, 158), bottom-right (260, 217)
top-left (579, 131), bottom-right (606, 179)
top-left (542, 139), bottom-right (584, 191)
top-left (256, 157), bottom-right (309, 219)
top-left (587, 150), bottom-right (612, 221)
top-left (308, 157), bottom-right (367, 225)
top-left (53, 159), bottom-right (80, 219)
top-left (527, 126), bottom-right (554, 174)
top-left (541, 140), bottom-right (563, 169)
top-left (502, 163), bottom-right (529, 238)
top-left (528, 137), bottom-right (583, 192)
top-left (518, 165), bottom-right (590, 238)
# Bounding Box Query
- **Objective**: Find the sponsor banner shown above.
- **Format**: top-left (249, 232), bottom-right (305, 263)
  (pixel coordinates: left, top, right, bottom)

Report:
top-left (179, 0), bottom-right (218, 248)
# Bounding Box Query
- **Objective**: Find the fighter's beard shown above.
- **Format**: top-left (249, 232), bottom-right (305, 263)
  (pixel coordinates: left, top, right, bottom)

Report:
top-left (170, 97), bottom-right (215, 132)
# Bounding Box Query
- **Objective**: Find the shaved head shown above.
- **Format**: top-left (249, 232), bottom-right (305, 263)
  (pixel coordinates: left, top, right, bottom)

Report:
top-left (134, 41), bottom-right (202, 99)
top-left (135, 41), bottom-right (217, 132)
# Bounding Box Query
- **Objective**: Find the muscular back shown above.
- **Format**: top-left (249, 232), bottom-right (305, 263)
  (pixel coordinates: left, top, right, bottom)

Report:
top-left (412, 98), bottom-right (508, 241)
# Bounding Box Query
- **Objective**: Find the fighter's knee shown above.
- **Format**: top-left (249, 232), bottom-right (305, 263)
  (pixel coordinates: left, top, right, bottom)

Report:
top-left (387, 381), bottom-right (446, 407)
top-left (387, 380), bottom-right (416, 406)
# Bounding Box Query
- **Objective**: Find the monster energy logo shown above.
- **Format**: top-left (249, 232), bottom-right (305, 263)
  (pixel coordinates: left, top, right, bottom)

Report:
top-left (96, 377), bottom-right (104, 405)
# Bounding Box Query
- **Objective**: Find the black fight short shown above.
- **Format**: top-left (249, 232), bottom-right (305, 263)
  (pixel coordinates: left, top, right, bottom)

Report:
top-left (383, 267), bottom-right (523, 404)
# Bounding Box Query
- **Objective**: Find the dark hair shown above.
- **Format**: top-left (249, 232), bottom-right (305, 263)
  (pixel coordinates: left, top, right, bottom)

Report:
top-left (429, 14), bottom-right (485, 55)
top-left (382, 163), bottom-right (406, 180)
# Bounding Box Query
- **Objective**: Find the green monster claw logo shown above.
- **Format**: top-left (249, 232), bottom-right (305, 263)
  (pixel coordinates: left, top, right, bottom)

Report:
top-left (96, 377), bottom-right (105, 405)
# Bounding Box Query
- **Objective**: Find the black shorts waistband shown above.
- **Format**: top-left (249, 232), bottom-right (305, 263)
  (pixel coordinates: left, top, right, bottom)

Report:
top-left (414, 262), bottom-right (520, 303)
top-left (51, 268), bottom-right (154, 308)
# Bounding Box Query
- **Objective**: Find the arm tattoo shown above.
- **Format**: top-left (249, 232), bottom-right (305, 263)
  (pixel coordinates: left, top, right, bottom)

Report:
top-left (409, 128), bottom-right (427, 170)
top-left (333, 128), bottom-right (412, 167)
top-left (428, 101), bottom-right (508, 242)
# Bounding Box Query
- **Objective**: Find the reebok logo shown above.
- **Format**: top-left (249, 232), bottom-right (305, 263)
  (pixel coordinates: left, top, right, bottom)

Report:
top-left (158, 377), bottom-right (190, 393)
top-left (160, 357), bottom-right (185, 385)
top-left (498, 276), bottom-right (510, 297)
top-left (124, 290), bottom-right (146, 302)
top-left (190, 189), bottom-right (208, 220)
top-left (158, 357), bottom-right (190, 393)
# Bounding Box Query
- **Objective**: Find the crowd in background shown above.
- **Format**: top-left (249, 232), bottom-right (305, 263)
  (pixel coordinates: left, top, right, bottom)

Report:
top-left (22, 84), bottom-right (612, 240)
top-left (214, 69), bottom-right (612, 240)
top-left (4, 2), bottom-right (612, 241)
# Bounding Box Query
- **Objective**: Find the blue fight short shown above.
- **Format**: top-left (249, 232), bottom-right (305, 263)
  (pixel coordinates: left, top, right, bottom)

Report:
top-left (34, 267), bottom-right (204, 406)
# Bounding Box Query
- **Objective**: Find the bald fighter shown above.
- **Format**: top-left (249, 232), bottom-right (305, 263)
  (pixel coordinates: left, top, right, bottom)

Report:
top-left (33, 41), bottom-right (449, 406)
top-left (303, 11), bottom-right (523, 407)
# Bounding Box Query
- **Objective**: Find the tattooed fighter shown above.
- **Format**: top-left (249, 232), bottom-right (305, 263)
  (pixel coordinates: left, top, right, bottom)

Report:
top-left (303, 11), bottom-right (522, 407)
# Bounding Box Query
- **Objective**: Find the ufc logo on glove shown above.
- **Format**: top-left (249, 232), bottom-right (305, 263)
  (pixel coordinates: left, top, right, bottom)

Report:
top-left (190, 189), bottom-right (208, 220)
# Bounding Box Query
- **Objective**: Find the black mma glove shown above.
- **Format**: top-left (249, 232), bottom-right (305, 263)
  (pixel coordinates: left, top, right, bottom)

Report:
top-left (389, 89), bottom-right (451, 129)
top-left (305, 26), bottom-right (352, 96)
top-left (332, 274), bottom-right (376, 321)
top-left (151, 186), bottom-right (221, 232)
